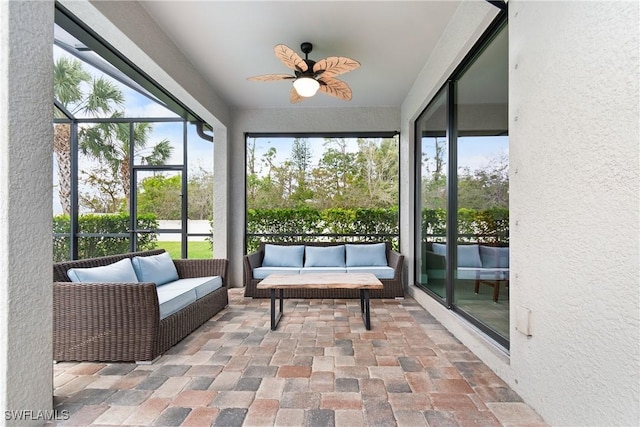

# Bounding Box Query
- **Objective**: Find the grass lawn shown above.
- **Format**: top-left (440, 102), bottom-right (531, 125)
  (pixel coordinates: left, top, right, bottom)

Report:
top-left (157, 241), bottom-right (213, 259)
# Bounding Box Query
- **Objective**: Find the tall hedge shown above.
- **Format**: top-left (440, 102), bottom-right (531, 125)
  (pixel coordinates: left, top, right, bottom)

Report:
top-left (246, 206), bottom-right (508, 253)
top-left (422, 207), bottom-right (509, 243)
top-left (246, 207), bottom-right (399, 252)
top-left (53, 213), bottom-right (158, 262)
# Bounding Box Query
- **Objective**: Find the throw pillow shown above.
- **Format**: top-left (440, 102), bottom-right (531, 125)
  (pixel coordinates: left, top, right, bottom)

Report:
top-left (262, 244), bottom-right (305, 268)
top-left (480, 246), bottom-right (509, 268)
top-left (457, 244), bottom-right (482, 268)
top-left (429, 243), bottom-right (483, 268)
top-left (304, 245), bottom-right (346, 267)
top-left (345, 243), bottom-right (387, 267)
top-left (431, 243), bottom-right (447, 256)
top-left (131, 252), bottom-right (179, 286)
top-left (67, 258), bottom-right (139, 283)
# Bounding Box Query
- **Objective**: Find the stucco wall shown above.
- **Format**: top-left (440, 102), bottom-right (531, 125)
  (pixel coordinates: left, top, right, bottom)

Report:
top-left (508, 1), bottom-right (639, 425)
top-left (402, 1), bottom-right (639, 426)
top-left (0, 1), bottom-right (54, 423)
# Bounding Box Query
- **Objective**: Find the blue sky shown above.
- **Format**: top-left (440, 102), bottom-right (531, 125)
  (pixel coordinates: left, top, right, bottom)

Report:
top-left (422, 135), bottom-right (508, 176)
top-left (53, 46), bottom-right (214, 215)
top-left (252, 134), bottom-right (508, 178)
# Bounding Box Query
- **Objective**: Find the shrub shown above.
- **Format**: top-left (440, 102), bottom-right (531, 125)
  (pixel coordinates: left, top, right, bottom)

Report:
top-left (246, 207), bottom-right (400, 252)
top-left (53, 213), bottom-right (158, 261)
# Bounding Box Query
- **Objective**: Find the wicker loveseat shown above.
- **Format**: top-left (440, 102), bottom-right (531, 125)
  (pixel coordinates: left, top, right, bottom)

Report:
top-left (53, 249), bottom-right (228, 362)
top-left (243, 241), bottom-right (404, 299)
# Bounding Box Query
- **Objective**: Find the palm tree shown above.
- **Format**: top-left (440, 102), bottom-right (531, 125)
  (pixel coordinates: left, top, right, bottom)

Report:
top-left (54, 56), bottom-right (172, 212)
top-left (79, 118), bottom-right (173, 206)
top-left (53, 56), bottom-right (124, 214)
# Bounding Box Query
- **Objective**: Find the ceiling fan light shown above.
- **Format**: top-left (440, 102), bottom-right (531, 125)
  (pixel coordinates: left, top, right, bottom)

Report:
top-left (293, 77), bottom-right (320, 97)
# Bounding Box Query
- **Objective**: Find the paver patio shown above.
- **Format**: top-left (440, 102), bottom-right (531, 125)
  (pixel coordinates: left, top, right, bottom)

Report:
top-left (50, 288), bottom-right (546, 426)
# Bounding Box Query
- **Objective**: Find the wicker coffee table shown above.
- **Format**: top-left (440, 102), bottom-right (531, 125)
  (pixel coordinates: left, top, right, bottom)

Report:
top-left (256, 273), bottom-right (384, 330)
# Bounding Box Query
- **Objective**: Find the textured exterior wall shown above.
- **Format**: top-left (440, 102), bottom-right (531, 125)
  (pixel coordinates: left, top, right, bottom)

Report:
top-left (0, 1), bottom-right (54, 423)
top-left (403, 1), bottom-right (639, 425)
top-left (228, 107), bottom-right (400, 286)
top-left (509, 1), bottom-right (639, 425)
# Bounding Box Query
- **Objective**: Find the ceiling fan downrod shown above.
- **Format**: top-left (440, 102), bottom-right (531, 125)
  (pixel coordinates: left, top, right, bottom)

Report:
top-left (300, 42), bottom-right (313, 59)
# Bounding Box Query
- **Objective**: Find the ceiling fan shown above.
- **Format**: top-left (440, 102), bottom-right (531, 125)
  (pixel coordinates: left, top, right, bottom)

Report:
top-left (248, 42), bottom-right (360, 103)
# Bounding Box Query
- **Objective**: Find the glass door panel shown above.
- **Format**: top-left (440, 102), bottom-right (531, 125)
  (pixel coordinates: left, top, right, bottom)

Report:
top-left (134, 169), bottom-right (184, 255)
top-left (415, 89), bottom-right (448, 299)
top-left (454, 24), bottom-right (509, 341)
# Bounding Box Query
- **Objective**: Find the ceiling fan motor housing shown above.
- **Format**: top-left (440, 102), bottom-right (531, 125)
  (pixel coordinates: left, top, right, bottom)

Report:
top-left (300, 42), bottom-right (313, 55)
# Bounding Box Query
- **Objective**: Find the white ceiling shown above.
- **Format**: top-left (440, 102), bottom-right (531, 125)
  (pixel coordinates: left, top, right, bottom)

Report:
top-left (140, 1), bottom-right (466, 109)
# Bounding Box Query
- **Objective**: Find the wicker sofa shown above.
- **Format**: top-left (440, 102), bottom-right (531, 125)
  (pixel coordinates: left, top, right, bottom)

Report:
top-left (243, 241), bottom-right (404, 299)
top-left (53, 249), bottom-right (228, 363)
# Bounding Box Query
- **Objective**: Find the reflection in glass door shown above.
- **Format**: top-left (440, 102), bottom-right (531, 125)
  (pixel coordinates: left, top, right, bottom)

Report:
top-left (415, 89), bottom-right (448, 299)
top-left (414, 18), bottom-right (509, 348)
top-left (454, 23), bottom-right (509, 343)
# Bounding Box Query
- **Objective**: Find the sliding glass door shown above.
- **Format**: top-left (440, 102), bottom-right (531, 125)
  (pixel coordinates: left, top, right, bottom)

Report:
top-left (415, 20), bottom-right (509, 348)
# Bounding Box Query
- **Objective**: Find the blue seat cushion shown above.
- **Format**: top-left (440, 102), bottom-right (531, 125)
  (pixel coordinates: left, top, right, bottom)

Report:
top-left (432, 243), bottom-right (447, 257)
top-left (163, 276), bottom-right (223, 299)
top-left (430, 243), bottom-right (482, 268)
top-left (262, 244), bottom-right (305, 268)
top-left (457, 267), bottom-right (509, 281)
top-left (346, 266), bottom-right (395, 280)
top-left (67, 258), bottom-right (139, 283)
top-left (131, 252), bottom-right (179, 286)
top-left (345, 243), bottom-right (388, 267)
top-left (304, 245), bottom-right (346, 267)
top-left (155, 283), bottom-right (197, 320)
top-left (300, 267), bottom-right (347, 274)
top-left (253, 267), bottom-right (301, 279)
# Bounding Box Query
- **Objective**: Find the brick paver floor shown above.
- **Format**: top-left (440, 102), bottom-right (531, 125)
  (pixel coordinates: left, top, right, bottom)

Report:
top-left (50, 288), bottom-right (547, 426)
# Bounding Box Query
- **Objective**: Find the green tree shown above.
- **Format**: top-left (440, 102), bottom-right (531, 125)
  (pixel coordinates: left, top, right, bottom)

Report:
top-left (188, 167), bottom-right (214, 220)
top-left (80, 120), bottom-right (173, 206)
top-left (53, 57), bottom-right (124, 214)
top-left (312, 138), bottom-right (357, 207)
top-left (420, 137), bottom-right (447, 210)
top-left (458, 153), bottom-right (509, 210)
top-left (352, 138), bottom-right (399, 207)
top-left (290, 138), bottom-right (314, 205)
top-left (79, 162), bottom-right (125, 213)
top-left (136, 169), bottom-right (214, 221)
top-left (136, 174), bottom-right (182, 219)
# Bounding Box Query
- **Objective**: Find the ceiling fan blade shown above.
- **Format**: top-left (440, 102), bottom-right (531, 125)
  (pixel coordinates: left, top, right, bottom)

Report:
top-left (274, 44), bottom-right (308, 72)
top-left (247, 73), bottom-right (295, 82)
top-left (289, 87), bottom-right (304, 104)
top-left (313, 57), bottom-right (360, 78)
top-left (318, 77), bottom-right (352, 101)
